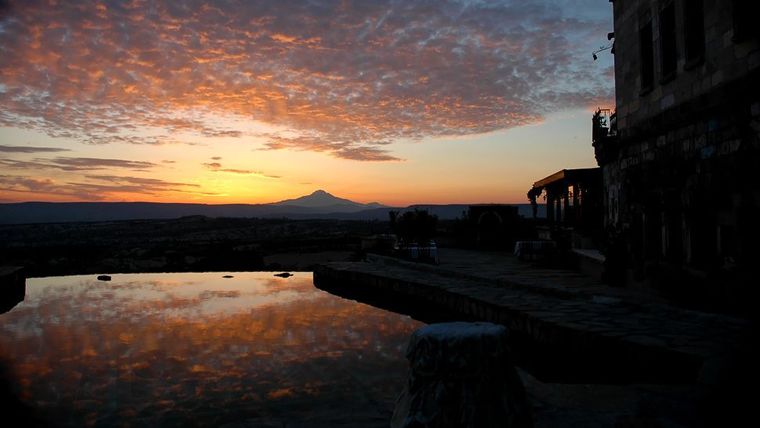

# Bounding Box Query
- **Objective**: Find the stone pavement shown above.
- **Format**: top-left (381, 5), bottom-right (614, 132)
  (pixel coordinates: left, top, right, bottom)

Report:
top-left (381, 248), bottom-right (665, 303)
top-left (314, 249), bottom-right (752, 387)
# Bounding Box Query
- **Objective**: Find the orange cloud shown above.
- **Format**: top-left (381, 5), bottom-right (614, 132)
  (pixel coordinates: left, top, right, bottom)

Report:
top-left (0, 168), bottom-right (209, 201)
top-left (202, 160), bottom-right (281, 178)
top-left (0, 0), bottom-right (613, 161)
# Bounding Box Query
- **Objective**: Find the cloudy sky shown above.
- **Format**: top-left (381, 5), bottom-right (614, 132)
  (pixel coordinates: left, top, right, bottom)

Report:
top-left (0, 0), bottom-right (613, 205)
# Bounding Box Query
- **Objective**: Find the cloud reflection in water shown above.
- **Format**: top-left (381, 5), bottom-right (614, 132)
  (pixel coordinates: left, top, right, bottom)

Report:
top-left (0, 272), bottom-right (422, 426)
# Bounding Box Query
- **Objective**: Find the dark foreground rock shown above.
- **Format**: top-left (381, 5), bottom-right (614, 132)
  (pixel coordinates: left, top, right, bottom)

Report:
top-left (0, 266), bottom-right (25, 314)
top-left (392, 322), bottom-right (532, 428)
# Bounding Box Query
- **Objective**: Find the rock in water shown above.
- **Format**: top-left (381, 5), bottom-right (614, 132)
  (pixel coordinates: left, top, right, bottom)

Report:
top-left (273, 272), bottom-right (293, 278)
top-left (391, 322), bottom-right (532, 428)
top-left (96, 275), bottom-right (111, 281)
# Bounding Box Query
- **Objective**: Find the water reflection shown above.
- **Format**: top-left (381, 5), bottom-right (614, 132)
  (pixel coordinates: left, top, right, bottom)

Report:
top-left (0, 272), bottom-right (422, 427)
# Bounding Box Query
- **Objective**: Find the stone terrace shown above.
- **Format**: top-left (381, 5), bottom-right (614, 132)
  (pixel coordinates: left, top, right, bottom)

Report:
top-left (314, 249), bottom-right (751, 386)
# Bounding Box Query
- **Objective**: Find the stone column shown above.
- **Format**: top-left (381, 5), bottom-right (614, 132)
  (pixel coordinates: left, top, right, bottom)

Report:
top-left (572, 185), bottom-right (580, 225)
top-left (546, 195), bottom-right (554, 224)
top-left (391, 322), bottom-right (532, 428)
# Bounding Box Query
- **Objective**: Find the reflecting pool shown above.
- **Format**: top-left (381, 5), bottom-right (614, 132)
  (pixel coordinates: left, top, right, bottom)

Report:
top-left (0, 272), bottom-right (422, 427)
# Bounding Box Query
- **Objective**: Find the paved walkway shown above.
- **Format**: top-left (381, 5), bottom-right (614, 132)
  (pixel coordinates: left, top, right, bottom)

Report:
top-left (315, 249), bottom-right (751, 386)
top-left (386, 248), bottom-right (667, 304)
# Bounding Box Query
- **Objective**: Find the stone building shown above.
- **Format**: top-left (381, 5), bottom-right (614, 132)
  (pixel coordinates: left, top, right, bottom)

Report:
top-left (528, 168), bottom-right (602, 243)
top-left (595, 0), bottom-right (760, 309)
top-left (467, 204), bottom-right (521, 249)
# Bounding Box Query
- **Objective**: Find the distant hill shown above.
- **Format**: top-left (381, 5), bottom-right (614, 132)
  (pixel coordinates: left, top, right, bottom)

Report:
top-left (300, 204), bottom-right (546, 221)
top-left (0, 191), bottom-right (544, 225)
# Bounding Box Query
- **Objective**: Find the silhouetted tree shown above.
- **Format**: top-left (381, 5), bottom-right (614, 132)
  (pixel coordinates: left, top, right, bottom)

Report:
top-left (389, 209), bottom-right (438, 245)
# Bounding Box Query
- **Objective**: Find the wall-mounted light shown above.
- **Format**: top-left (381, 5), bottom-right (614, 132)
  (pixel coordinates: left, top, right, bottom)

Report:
top-left (592, 32), bottom-right (615, 60)
top-left (592, 44), bottom-right (613, 60)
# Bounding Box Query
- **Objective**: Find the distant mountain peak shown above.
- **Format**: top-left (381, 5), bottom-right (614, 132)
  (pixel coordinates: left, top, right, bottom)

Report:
top-left (273, 190), bottom-right (386, 212)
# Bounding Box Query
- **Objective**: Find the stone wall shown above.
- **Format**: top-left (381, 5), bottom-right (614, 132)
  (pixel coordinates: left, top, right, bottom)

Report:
top-left (612, 0), bottom-right (760, 132)
top-left (598, 1), bottom-right (760, 307)
top-left (601, 77), bottom-right (760, 261)
top-left (598, 71), bottom-right (760, 306)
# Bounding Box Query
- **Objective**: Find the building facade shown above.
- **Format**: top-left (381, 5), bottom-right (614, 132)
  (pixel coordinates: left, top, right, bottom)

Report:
top-left (595, 0), bottom-right (759, 307)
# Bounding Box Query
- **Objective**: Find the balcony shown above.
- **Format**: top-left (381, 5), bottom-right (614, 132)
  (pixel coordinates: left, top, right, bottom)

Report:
top-left (592, 108), bottom-right (618, 164)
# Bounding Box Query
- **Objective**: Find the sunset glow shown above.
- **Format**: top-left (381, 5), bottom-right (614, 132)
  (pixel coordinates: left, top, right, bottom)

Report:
top-left (0, 0), bottom-right (613, 205)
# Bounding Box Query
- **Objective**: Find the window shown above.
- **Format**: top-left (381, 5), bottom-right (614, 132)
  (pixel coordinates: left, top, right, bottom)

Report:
top-left (684, 0), bottom-right (705, 67)
top-left (718, 224), bottom-right (736, 258)
top-left (732, 0), bottom-right (752, 42)
top-left (659, 1), bottom-right (677, 81)
top-left (639, 19), bottom-right (655, 93)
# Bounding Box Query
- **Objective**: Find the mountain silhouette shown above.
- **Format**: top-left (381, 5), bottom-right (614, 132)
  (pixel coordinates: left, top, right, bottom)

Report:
top-left (0, 190), bottom-right (543, 224)
top-left (271, 190), bottom-right (383, 212)
top-left (0, 190), bottom-right (398, 224)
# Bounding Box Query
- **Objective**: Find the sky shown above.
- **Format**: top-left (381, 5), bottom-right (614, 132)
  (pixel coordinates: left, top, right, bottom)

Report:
top-left (0, 0), bottom-right (614, 206)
